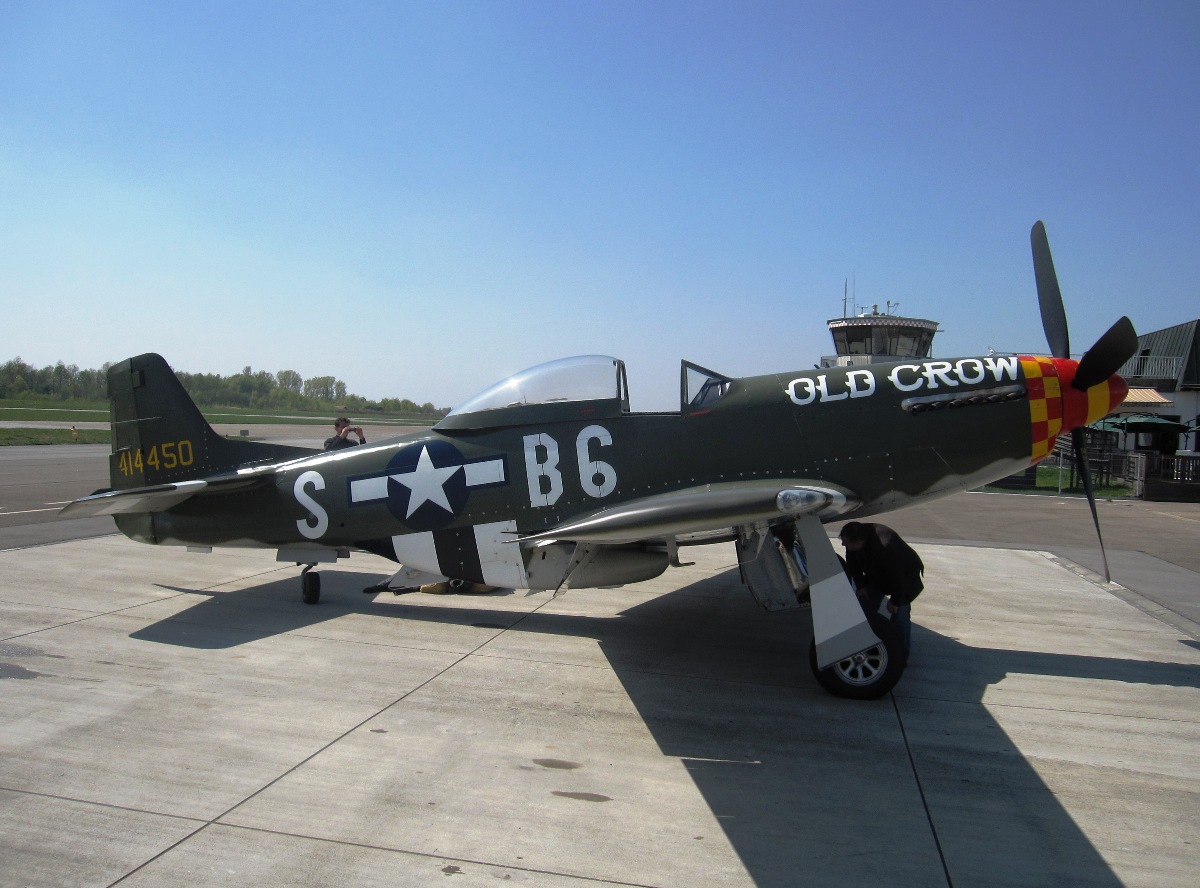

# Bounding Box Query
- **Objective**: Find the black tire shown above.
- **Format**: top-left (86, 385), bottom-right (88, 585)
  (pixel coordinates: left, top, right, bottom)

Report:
top-left (809, 613), bottom-right (906, 700)
top-left (302, 570), bottom-right (321, 605)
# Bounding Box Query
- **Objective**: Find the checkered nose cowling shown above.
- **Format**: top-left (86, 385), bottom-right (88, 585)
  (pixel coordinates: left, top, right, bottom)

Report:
top-left (1020, 356), bottom-right (1129, 464)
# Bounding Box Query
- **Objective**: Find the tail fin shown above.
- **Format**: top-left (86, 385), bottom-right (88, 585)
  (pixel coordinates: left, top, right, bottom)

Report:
top-left (108, 354), bottom-right (315, 490)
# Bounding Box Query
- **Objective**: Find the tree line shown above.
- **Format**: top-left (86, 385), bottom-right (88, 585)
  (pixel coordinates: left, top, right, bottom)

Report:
top-left (0, 357), bottom-right (448, 417)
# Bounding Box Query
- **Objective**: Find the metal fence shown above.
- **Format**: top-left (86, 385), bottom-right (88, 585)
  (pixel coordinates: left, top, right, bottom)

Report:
top-left (1120, 354), bottom-right (1185, 381)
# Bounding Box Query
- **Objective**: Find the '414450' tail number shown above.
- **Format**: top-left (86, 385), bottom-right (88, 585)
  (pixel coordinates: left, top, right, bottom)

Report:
top-left (116, 440), bottom-right (195, 476)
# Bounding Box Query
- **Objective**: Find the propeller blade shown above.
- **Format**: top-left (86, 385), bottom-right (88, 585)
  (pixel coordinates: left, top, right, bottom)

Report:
top-left (1071, 426), bottom-right (1112, 583)
top-left (1073, 316), bottom-right (1139, 391)
top-left (1031, 221), bottom-right (1071, 359)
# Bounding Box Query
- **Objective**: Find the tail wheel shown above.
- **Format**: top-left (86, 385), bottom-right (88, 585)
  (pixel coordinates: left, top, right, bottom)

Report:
top-left (808, 615), bottom-right (905, 700)
top-left (301, 569), bottom-right (321, 605)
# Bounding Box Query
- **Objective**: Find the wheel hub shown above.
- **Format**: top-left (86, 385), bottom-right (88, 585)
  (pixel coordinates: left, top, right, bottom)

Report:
top-left (836, 644), bottom-right (887, 686)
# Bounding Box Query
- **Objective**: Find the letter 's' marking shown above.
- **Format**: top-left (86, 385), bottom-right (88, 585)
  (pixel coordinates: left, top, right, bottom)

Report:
top-left (295, 471), bottom-right (329, 540)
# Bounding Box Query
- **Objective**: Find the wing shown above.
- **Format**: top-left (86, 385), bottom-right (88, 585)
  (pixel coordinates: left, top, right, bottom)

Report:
top-left (514, 480), bottom-right (857, 544)
top-left (515, 480), bottom-right (875, 671)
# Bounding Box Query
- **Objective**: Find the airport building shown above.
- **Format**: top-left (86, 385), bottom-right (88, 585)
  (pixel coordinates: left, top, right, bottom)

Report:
top-left (819, 302), bottom-right (940, 369)
top-left (1113, 318), bottom-right (1200, 453)
top-left (1101, 318), bottom-right (1200, 500)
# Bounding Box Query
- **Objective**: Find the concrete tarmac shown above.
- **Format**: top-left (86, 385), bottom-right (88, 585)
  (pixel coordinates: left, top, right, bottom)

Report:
top-left (2, 450), bottom-right (1199, 886)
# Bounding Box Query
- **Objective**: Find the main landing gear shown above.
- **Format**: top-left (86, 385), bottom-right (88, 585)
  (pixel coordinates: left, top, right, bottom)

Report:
top-left (738, 512), bottom-right (909, 699)
top-left (808, 612), bottom-right (906, 700)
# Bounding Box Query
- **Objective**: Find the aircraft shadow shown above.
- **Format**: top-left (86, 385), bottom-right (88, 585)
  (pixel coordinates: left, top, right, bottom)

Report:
top-left (599, 579), bottom-right (1192, 887)
top-left (131, 574), bottom-right (526, 648)
top-left (129, 568), bottom-right (1196, 885)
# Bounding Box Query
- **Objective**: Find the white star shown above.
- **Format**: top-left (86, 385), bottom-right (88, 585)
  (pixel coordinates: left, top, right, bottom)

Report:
top-left (390, 446), bottom-right (461, 518)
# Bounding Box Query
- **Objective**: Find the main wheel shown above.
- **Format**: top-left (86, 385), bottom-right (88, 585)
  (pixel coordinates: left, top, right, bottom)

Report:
top-left (302, 570), bottom-right (321, 605)
top-left (809, 614), bottom-right (905, 700)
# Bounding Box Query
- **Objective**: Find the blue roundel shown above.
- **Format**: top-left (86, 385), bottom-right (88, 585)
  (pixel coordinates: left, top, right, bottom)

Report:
top-left (383, 440), bottom-right (468, 531)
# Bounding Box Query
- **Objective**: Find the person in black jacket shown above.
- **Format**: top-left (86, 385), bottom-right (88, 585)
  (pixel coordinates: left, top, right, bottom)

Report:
top-left (324, 417), bottom-right (367, 451)
top-left (838, 521), bottom-right (924, 655)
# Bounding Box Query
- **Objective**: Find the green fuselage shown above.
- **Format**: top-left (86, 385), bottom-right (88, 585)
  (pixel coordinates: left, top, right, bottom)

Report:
top-left (126, 356), bottom-right (1034, 557)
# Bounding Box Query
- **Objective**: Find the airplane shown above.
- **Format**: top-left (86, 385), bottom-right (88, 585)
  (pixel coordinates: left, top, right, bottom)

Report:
top-left (62, 222), bottom-right (1138, 700)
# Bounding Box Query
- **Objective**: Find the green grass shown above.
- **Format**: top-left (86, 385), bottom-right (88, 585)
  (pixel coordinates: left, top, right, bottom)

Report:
top-left (0, 398), bottom-right (432, 428)
top-left (0, 406), bottom-right (109, 423)
top-left (0, 397), bottom-right (108, 411)
top-left (980, 464), bottom-right (1133, 498)
top-left (0, 428), bottom-right (111, 446)
top-left (199, 409), bottom-right (430, 427)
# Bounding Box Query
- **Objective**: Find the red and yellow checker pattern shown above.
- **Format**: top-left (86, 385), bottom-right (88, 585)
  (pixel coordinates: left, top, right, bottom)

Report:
top-left (1019, 355), bottom-right (1129, 464)
top-left (1021, 357), bottom-right (1063, 462)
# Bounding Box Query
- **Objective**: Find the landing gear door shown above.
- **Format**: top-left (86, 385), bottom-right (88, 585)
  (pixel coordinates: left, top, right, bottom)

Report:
top-left (736, 522), bottom-right (809, 612)
top-left (793, 514), bottom-right (881, 669)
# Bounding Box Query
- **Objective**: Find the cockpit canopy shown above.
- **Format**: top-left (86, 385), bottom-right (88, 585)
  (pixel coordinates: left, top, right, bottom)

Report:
top-left (435, 355), bottom-right (630, 431)
top-left (434, 354), bottom-right (738, 431)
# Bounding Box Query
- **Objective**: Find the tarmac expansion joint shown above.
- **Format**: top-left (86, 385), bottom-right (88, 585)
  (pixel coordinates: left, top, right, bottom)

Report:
top-left (1040, 551), bottom-right (1200, 641)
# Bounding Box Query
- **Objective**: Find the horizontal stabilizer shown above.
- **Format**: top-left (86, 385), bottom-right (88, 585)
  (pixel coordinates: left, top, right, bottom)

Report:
top-left (59, 475), bottom-right (268, 518)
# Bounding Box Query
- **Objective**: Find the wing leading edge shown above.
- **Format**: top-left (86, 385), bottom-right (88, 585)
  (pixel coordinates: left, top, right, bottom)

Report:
top-left (513, 480), bottom-right (858, 545)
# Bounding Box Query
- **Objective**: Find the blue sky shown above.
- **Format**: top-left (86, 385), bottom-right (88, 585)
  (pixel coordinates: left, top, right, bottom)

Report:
top-left (2, 1), bottom-right (1197, 409)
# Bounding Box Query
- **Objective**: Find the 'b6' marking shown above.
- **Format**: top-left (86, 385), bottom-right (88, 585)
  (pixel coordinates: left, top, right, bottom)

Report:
top-left (523, 425), bottom-right (616, 507)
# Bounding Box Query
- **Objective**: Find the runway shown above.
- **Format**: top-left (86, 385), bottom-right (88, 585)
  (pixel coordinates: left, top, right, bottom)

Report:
top-left (2, 447), bottom-right (1199, 886)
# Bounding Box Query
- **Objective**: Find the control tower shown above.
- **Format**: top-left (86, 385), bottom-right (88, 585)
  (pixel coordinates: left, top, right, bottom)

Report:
top-left (820, 301), bottom-right (940, 368)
